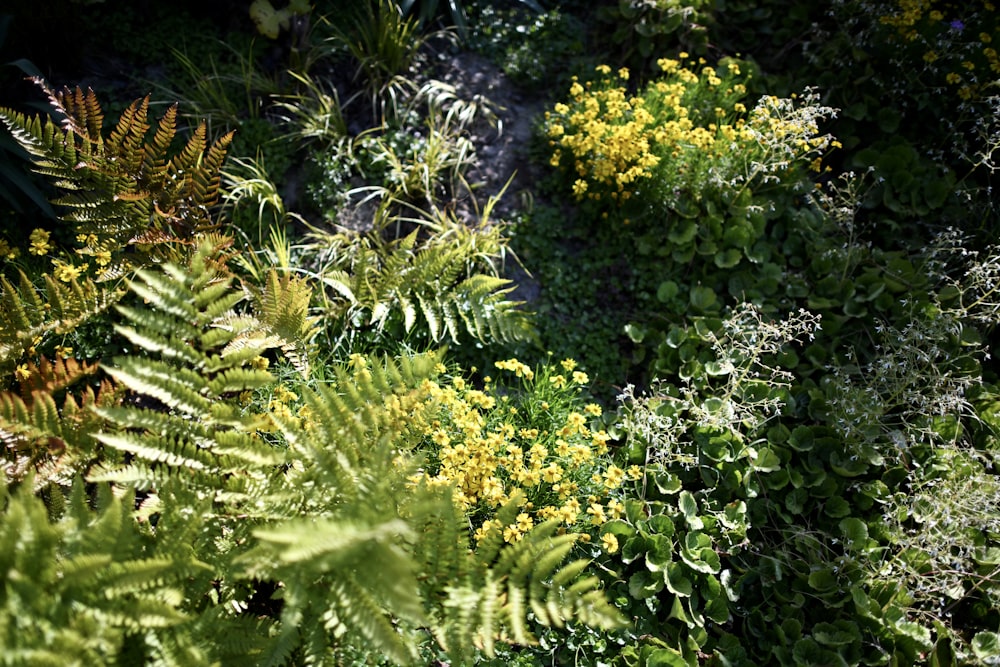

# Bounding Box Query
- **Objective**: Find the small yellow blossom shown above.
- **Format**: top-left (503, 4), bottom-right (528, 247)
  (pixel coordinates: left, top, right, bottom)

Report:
top-left (53, 261), bottom-right (86, 283)
top-left (587, 502), bottom-right (607, 525)
top-left (560, 358), bottom-right (577, 372)
top-left (946, 72), bottom-right (962, 84)
top-left (572, 370), bottom-right (589, 385)
top-left (28, 228), bottom-right (51, 256)
top-left (550, 373), bottom-right (567, 389)
top-left (601, 533), bottom-right (619, 554)
top-left (15, 364), bottom-right (31, 381)
top-left (584, 403), bottom-right (602, 417)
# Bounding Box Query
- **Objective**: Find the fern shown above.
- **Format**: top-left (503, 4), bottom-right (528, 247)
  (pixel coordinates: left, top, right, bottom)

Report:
top-left (0, 78), bottom-right (234, 270)
top-left (0, 270), bottom-right (122, 373)
top-left (89, 240), bottom-right (283, 493)
top-left (0, 479), bottom-right (208, 665)
top-left (253, 269), bottom-right (320, 377)
top-left (422, 496), bottom-right (628, 663)
top-left (0, 354), bottom-right (122, 490)
top-left (310, 214), bottom-right (536, 351)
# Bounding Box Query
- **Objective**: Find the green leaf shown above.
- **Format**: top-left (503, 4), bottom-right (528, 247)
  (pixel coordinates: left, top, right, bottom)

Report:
top-left (657, 280), bottom-right (680, 303)
top-left (668, 219), bottom-right (698, 244)
top-left (807, 568), bottom-right (838, 592)
top-left (624, 323), bottom-right (646, 343)
top-left (645, 648), bottom-right (688, 667)
top-left (249, 0), bottom-right (289, 39)
top-left (690, 286), bottom-right (717, 311)
top-left (664, 562), bottom-right (692, 597)
top-left (752, 448), bottom-right (781, 472)
top-left (713, 248), bottom-right (742, 268)
top-left (973, 631), bottom-right (1000, 661)
top-left (646, 514), bottom-right (675, 537)
top-left (813, 621), bottom-right (859, 647)
top-left (678, 491), bottom-right (700, 524)
top-left (823, 496), bottom-right (851, 518)
top-left (629, 570), bottom-right (663, 599)
top-left (839, 518), bottom-right (869, 551)
top-left (787, 426), bottom-right (814, 452)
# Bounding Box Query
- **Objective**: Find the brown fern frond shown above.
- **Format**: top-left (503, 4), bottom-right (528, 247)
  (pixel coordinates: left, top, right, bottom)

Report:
top-left (16, 355), bottom-right (100, 402)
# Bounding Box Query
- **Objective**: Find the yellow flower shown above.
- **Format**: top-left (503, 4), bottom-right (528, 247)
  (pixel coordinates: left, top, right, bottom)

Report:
top-left (657, 57), bottom-right (679, 73)
top-left (15, 364), bottom-right (31, 381)
top-left (603, 465), bottom-right (626, 489)
top-left (601, 533), bottom-right (619, 554)
top-left (541, 464), bottom-right (563, 483)
top-left (981, 32), bottom-right (992, 43)
top-left (550, 373), bottom-right (568, 389)
top-left (946, 72), bottom-right (962, 84)
top-left (928, 10), bottom-right (943, 21)
top-left (28, 228), bottom-right (51, 256)
top-left (618, 67), bottom-right (629, 80)
top-left (923, 51), bottom-right (938, 63)
top-left (592, 430), bottom-right (611, 454)
top-left (584, 403), bottom-right (602, 417)
top-left (963, 60), bottom-right (976, 71)
top-left (54, 345), bottom-right (73, 358)
top-left (595, 64), bottom-right (611, 75)
top-left (560, 358), bottom-right (577, 372)
top-left (571, 179), bottom-right (587, 198)
top-left (627, 465), bottom-right (643, 480)
top-left (587, 502), bottom-right (607, 525)
top-left (53, 261), bottom-right (85, 283)
top-left (607, 498), bottom-right (625, 519)
top-left (572, 370), bottom-right (590, 385)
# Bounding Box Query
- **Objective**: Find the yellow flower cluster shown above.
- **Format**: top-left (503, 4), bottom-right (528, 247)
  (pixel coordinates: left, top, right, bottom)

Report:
top-left (545, 57), bottom-right (759, 206)
top-left (545, 67), bottom-right (661, 202)
top-left (546, 55), bottom-right (837, 213)
top-left (412, 359), bottom-right (639, 545)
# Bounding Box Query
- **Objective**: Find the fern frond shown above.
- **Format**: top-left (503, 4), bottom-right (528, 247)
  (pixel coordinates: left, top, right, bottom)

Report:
top-left (254, 269), bottom-right (319, 377)
top-left (310, 214), bottom-right (535, 350)
top-left (0, 271), bottom-right (122, 372)
top-left (0, 79), bottom-right (234, 270)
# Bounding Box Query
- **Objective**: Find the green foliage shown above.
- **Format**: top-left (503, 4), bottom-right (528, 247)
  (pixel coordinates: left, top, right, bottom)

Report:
top-left (0, 237), bottom-right (619, 664)
top-left (464, 2), bottom-right (586, 89)
top-left (327, 0), bottom-right (430, 123)
top-left (594, 0), bottom-right (712, 70)
top-left (305, 210), bottom-right (535, 352)
top-left (0, 478), bottom-right (211, 665)
top-left (0, 270), bottom-right (121, 372)
top-left (398, 0), bottom-right (545, 43)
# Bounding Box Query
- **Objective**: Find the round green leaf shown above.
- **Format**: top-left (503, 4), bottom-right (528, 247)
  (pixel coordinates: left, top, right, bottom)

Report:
top-left (839, 517), bottom-right (869, 551)
top-left (690, 285), bottom-right (718, 311)
top-left (973, 631), bottom-right (1000, 661)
